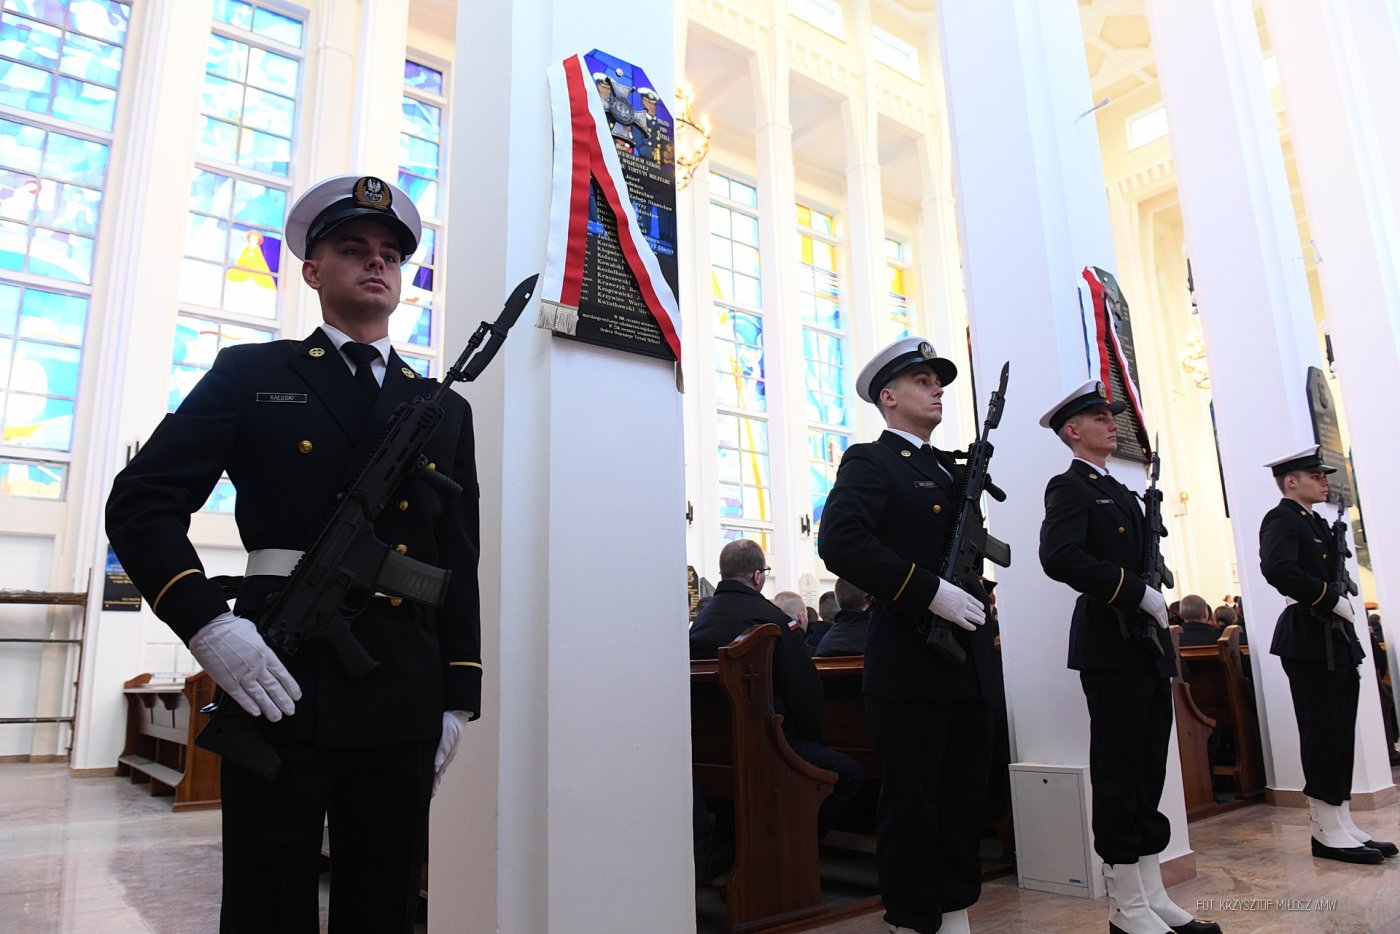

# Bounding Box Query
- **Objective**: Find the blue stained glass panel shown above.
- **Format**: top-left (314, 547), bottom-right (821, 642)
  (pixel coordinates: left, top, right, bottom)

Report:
top-left (211, 0), bottom-right (252, 31)
top-left (226, 223), bottom-right (279, 275)
top-left (247, 47), bottom-right (297, 96)
top-left (398, 135), bottom-right (439, 178)
top-left (34, 181), bottom-right (100, 235)
top-left (401, 97), bottom-right (440, 143)
top-left (201, 477), bottom-right (236, 513)
top-left (238, 126), bottom-right (289, 176)
top-left (0, 281), bottom-right (17, 331)
top-left (205, 34), bottom-right (247, 82)
top-left (244, 87), bottom-right (294, 138)
top-left (403, 61), bottom-right (442, 95)
top-left (0, 170), bottom-right (38, 222)
top-left (0, 119), bottom-right (45, 172)
top-left (13, 340), bottom-right (79, 396)
top-left (1, 13), bottom-right (61, 67)
top-left (252, 7), bottom-right (302, 47)
top-left (417, 227), bottom-right (436, 265)
top-left (0, 60), bottom-right (53, 114)
top-left (231, 178), bottom-right (284, 227)
top-left (18, 288), bottom-right (85, 344)
top-left (43, 130), bottom-right (107, 186)
top-left (200, 74), bottom-right (243, 121)
top-left (0, 219), bottom-right (24, 270)
top-left (3, 392), bottom-right (74, 449)
top-left (396, 172), bottom-right (437, 216)
top-left (7, 1), bottom-right (66, 27)
top-left (402, 355), bottom-right (429, 378)
top-left (28, 227), bottom-right (94, 282)
top-left (718, 483), bottom-right (741, 518)
top-left (0, 457), bottom-right (64, 499)
top-left (389, 304), bottom-right (431, 348)
top-left (52, 75), bottom-right (117, 129)
top-left (189, 169), bottom-right (234, 215)
top-left (185, 212), bottom-right (226, 261)
top-left (59, 32), bottom-right (122, 86)
top-left (69, 0), bottom-right (130, 44)
top-left (716, 447), bottom-right (740, 484)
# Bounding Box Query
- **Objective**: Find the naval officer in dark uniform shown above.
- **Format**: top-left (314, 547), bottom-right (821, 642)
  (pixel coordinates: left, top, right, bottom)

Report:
top-left (818, 337), bottom-right (994, 934)
top-left (106, 174), bottom-right (482, 933)
top-left (1037, 380), bottom-right (1219, 934)
top-left (1259, 445), bottom-right (1395, 864)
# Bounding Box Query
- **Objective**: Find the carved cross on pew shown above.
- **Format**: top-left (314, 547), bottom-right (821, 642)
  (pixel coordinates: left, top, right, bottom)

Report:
top-left (741, 663), bottom-right (762, 699)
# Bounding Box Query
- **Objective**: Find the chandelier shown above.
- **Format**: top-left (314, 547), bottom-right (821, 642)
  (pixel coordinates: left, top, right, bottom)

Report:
top-left (1179, 327), bottom-right (1210, 389)
top-left (673, 80), bottom-right (712, 190)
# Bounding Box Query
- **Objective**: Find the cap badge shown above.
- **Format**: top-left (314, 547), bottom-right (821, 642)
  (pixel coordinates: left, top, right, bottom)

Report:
top-left (1095, 381), bottom-right (1107, 398)
top-left (352, 176), bottom-right (391, 211)
top-left (918, 341), bottom-right (935, 359)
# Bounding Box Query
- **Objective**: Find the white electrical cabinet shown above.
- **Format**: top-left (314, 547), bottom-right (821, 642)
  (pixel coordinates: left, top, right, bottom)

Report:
top-left (1008, 762), bottom-right (1103, 899)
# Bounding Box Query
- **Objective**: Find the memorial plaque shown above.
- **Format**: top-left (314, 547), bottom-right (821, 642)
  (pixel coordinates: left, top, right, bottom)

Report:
top-left (102, 545), bottom-right (141, 611)
top-left (1306, 366), bottom-right (1368, 566)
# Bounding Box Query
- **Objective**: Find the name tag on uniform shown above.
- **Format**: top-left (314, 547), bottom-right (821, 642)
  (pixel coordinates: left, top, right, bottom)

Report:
top-left (1097, 498), bottom-right (1113, 504)
top-left (256, 392), bottom-right (307, 403)
top-left (913, 480), bottom-right (938, 489)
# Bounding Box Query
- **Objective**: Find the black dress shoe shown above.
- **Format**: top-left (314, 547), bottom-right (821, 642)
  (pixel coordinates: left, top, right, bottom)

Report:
top-left (1362, 838), bottom-right (1399, 858)
top-left (1311, 837), bottom-right (1385, 864)
top-left (1171, 920), bottom-right (1222, 933)
top-left (1109, 924), bottom-right (1169, 934)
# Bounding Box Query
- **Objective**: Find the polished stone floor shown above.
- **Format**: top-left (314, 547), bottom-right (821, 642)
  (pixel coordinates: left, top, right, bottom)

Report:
top-left (2, 761), bottom-right (1398, 932)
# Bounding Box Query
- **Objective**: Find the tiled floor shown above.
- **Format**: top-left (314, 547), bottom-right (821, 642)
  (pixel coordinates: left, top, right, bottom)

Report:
top-left (2, 761), bottom-right (1398, 932)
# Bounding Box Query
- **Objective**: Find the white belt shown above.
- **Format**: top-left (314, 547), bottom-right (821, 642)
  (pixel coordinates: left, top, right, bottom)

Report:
top-left (246, 549), bottom-right (304, 577)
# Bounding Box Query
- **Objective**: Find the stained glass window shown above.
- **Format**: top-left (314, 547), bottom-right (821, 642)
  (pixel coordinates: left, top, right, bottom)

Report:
top-left (397, 58), bottom-right (447, 377)
top-left (0, 120), bottom-right (108, 284)
top-left (180, 169), bottom-right (286, 318)
top-left (168, 313), bottom-right (274, 411)
top-left (0, 281), bottom-right (86, 451)
top-left (0, 1), bottom-right (131, 132)
top-left (716, 412), bottom-right (770, 524)
top-left (798, 202), bottom-right (848, 555)
top-left (886, 237), bottom-right (911, 339)
top-left (808, 429), bottom-right (849, 543)
top-left (0, 456), bottom-right (65, 499)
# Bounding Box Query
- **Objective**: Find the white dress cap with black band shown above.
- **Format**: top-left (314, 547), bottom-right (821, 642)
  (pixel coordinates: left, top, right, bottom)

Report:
top-left (284, 174), bottom-right (422, 261)
top-left (1039, 379), bottom-right (1127, 432)
top-left (855, 336), bottom-right (958, 404)
top-left (1265, 445), bottom-right (1337, 477)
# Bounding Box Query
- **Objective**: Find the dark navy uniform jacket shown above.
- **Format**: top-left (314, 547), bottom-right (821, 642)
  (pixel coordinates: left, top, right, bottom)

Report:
top-left (106, 327), bottom-right (481, 747)
top-left (817, 431), bottom-right (1002, 702)
top-left (1260, 497), bottom-right (1362, 665)
top-left (1039, 459), bottom-right (1176, 678)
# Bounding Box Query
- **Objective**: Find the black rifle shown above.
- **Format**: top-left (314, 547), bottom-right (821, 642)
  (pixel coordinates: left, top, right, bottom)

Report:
top-left (197, 274), bottom-right (538, 779)
top-left (927, 362), bottom-right (1012, 663)
top-left (1121, 440), bottom-right (1173, 655)
top-left (1319, 492), bottom-right (1358, 671)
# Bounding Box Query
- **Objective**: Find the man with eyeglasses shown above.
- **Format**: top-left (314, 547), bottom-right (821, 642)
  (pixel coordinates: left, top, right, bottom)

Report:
top-left (689, 538), bottom-right (863, 837)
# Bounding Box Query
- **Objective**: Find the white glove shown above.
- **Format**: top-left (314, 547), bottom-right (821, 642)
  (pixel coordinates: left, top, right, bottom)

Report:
top-left (189, 612), bottom-right (301, 720)
top-left (433, 710), bottom-right (474, 796)
top-left (929, 580), bottom-right (986, 632)
top-left (1333, 597), bottom-right (1356, 624)
top-left (1139, 587), bottom-right (1169, 629)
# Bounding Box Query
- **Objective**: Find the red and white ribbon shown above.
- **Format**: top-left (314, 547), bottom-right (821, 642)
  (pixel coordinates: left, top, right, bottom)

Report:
top-left (1082, 267), bottom-right (1149, 453)
top-left (540, 53), bottom-right (682, 364)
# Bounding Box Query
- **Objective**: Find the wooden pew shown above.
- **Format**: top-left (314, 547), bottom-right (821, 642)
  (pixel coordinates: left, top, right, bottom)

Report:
top-left (116, 672), bottom-right (221, 811)
top-left (691, 624), bottom-right (837, 933)
top-left (1180, 625), bottom-right (1264, 801)
top-left (1168, 626), bottom-right (1218, 821)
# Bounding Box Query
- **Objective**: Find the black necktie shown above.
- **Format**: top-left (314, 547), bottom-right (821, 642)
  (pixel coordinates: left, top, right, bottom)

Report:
top-left (343, 342), bottom-right (381, 404)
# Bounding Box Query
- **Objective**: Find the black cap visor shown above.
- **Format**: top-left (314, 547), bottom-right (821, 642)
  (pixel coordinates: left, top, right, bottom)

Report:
top-left (306, 199), bottom-right (417, 258)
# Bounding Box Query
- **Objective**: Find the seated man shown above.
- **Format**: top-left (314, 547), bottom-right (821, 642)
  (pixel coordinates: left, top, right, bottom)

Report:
top-left (690, 540), bottom-right (864, 836)
top-left (1178, 594), bottom-right (1221, 647)
top-left (772, 590), bottom-right (811, 639)
top-left (815, 579), bottom-right (872, 657)
top-left (807, 590), bottom-right (838, 654)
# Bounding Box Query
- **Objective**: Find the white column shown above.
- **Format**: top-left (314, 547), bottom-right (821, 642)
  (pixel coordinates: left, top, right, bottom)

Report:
top-left (430, 2), bottom-right (693, 933)
top-left (72, 0), bottom-right (215, 771)
top-left (350, 0), bottom-right (410, 179)
top-left (936, 0), bottom-right (1192, 879)
top-left (841, 0), bottom-right (886, 371)
top-left (1144, 0), bottom-right (1390, 802)
top-left (751, 9), bottom-right (804, 586)
top-left (1262, 0), bottom-right (1400, 793)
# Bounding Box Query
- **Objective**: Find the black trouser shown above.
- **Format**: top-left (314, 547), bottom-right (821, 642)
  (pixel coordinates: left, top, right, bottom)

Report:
top-left (219, 739), bottom-right (437, 933)
top-left (1080, 670), bottom-right (1173, 865)
top-left (787, 735), bottom-right (865, 838)
top-left (1281, 656), bottom-right (1360, 806)
top-left (865, 695), bottom-right (993, 934)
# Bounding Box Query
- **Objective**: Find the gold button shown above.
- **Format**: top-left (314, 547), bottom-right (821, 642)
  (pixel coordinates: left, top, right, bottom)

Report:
top-left (308, 347), bottom-right (326, 358)
top-left (933, 505), bottom-right (942, 514)
top-left (1090, 473), bottom-right (1099, 480)
top-left (398, 500), bottom-right (409, 511)
top-left (1117, 526), bottom-right (1125, 534)
top-left (395, 544), bottom-right (408, 554)
top-left (426, 462), bottom-right (436, 471)
top-left (390, 597), bottom-right (403, 607)
top-left (402, 367), bottom-right (416, 379)
top-left (900, 450), bottom-right (912, 458)
top-left (298, 440), bottom-right (313, 454)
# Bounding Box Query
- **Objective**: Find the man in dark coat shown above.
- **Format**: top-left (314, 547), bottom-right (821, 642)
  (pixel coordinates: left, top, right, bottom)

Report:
top-left (1177, 594), bottom-right (1221, 647)
top-left (814, 578), bottom-right (872, 657)
top-left (106, 175), bottom-right (481, 932)
top-left (817, 337), bottom-right (993, 934)
top-left (1038, 380), bottom-right (1219, 934)
top-left (689, 539), bottom-right (863, 835)
top-left (1260, 445), bottom-right (1395, 864)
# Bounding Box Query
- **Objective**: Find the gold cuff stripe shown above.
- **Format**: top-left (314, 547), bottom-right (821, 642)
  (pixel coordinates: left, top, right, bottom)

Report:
top-left (1310, 582), bottom-right (1328, 607)
top-left (1108, 568), bottom-right (1125, 604)
top-left (153, 568), bottom-right (202, 613)
top-left (891, 563), bottom-right (918, 602)
top-left (449, 661), bottom-right (483, 670)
